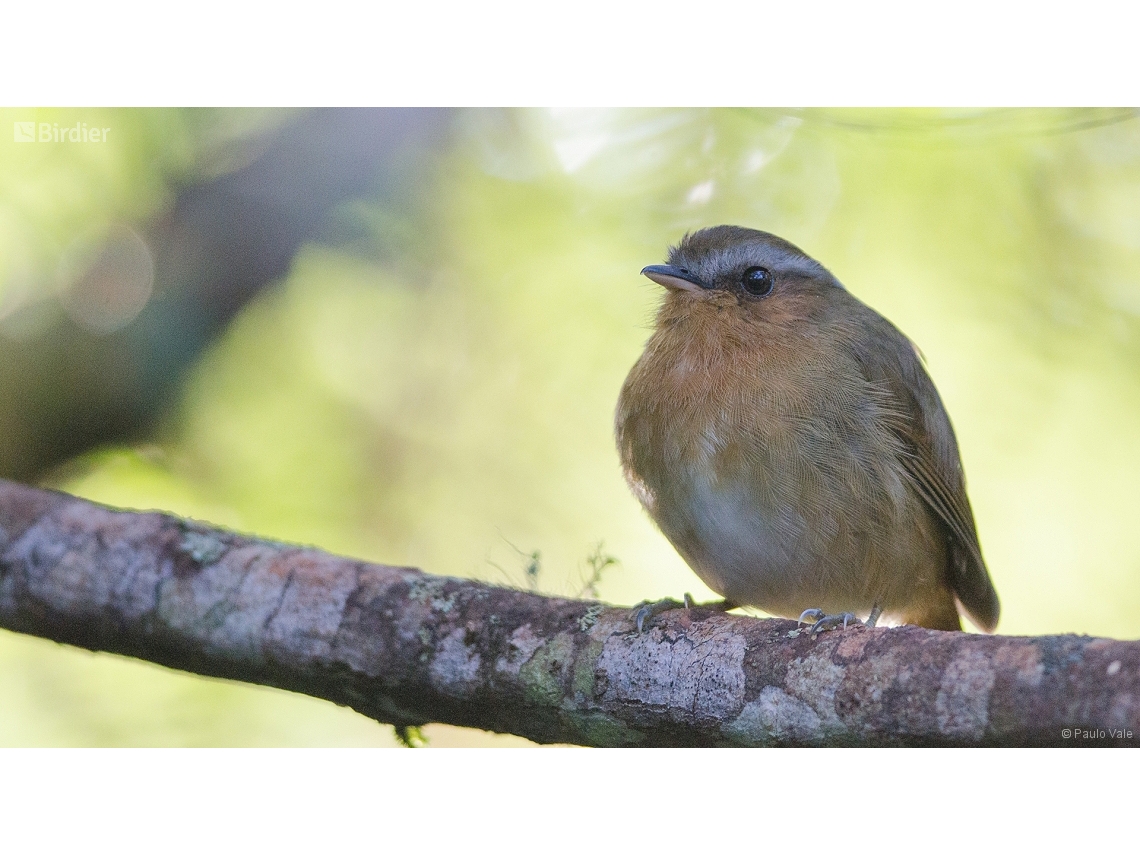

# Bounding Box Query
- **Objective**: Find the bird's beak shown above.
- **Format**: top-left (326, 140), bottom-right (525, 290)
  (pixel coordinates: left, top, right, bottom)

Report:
top-left (641, 264), bottom-right (708, 292)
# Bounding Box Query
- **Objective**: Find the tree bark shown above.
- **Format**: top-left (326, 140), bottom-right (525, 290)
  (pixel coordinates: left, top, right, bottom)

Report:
top-left (0, 478), bottom-right (1135, 746)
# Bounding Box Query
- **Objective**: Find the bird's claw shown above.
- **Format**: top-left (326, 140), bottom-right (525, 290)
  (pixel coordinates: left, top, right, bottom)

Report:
top-left (797, 608), bottom-right (826, 627)
top-left (635, 604), bottom-right (651, 633)
top-left (797, 609), bottom-right (863, 636)
top-left (632, 597), bottom-right (686, 633)
top-left (632, 595), bottom-right (738, 632)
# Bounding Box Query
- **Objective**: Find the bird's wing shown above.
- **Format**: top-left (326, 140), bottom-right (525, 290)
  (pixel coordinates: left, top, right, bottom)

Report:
top-left (849, 309), bottom-right (1000, 632)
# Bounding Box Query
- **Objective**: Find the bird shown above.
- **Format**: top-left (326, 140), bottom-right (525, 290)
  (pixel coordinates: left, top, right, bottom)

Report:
top-left (615, 225), bottom-right (999, 634)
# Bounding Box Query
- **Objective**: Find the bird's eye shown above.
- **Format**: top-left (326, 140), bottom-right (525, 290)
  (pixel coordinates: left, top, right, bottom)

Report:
top-left (741, 266), bottom-right (774, 297)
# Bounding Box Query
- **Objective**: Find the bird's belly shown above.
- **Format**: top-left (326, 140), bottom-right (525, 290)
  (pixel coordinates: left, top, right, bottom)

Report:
top-left (619, 363), bottom-right (949, 621)
top-left (652, 471), bottom-right (825, 616)
top-left (645, 460), bottom-right (929, 621)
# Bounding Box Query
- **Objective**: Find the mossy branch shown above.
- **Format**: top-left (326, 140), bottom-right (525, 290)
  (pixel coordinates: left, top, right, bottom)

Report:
top-left (0, 479), bottom-right (1135, 746)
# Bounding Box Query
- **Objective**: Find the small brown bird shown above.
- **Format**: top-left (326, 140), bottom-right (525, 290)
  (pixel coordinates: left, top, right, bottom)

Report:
top-left (616, 226), bottom-right (999, 633)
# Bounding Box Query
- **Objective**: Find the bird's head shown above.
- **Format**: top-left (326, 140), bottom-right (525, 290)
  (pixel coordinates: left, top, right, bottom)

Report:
top-left (642, 226), bottom-right (844, 323)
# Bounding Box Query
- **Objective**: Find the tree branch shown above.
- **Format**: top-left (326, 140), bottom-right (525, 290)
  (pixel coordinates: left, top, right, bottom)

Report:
top-left (0, 478), bottom-right (1135, 746)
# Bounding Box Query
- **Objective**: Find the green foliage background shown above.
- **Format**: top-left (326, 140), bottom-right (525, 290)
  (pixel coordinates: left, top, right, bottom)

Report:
top-left (2, 108), bottom-right (1139, 745)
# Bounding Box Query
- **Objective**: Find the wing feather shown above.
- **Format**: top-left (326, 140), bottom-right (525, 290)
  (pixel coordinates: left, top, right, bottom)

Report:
top-left (848, 307), bottom-right (1000, 632)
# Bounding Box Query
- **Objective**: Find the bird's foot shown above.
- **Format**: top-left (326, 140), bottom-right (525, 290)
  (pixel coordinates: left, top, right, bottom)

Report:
top-left (632, 598), bottom-right (684, 633)
top-left (632, 594), bottom-right (737, 633)
top-left (797, 608), bottom-right (863, 636)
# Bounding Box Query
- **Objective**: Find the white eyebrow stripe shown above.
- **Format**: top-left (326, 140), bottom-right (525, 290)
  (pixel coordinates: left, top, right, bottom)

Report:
top-left (675, 241), bottom-right (845, 290)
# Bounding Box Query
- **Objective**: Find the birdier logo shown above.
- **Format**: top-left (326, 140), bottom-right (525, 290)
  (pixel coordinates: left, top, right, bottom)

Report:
top-left (13, 121), bottom-right (110, 143)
